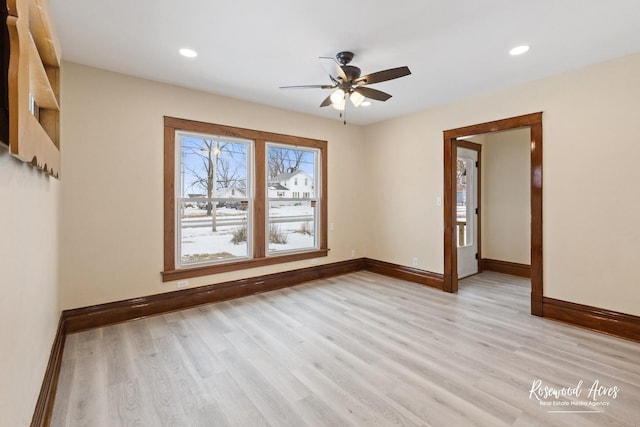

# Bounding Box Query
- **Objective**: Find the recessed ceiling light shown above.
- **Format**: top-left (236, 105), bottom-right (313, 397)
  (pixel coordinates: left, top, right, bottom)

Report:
top-left (361, 101), bottom-right (371, 107)
top-left (509, 45), bottom-right (530, 56)
top-left (179, 48), bottom-right (198, 58)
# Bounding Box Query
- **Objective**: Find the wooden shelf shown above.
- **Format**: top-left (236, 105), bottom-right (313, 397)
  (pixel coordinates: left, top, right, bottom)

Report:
top-left (6, 0), bottom-right (61, 177)
top-left (28, 32), bottom-right (58, 110)
top-left (28, 0), bottom-right (60, 67)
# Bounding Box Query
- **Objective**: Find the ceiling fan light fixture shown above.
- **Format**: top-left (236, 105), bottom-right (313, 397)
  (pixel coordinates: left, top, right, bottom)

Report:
top-left (350, 91), bottom-right (365, 107)
top-left (361, 101), bottom-right (371, 107)
top-left (331, 100), bottom-right (346, 111)
top-left (330, 88), bottom-right (345, 104)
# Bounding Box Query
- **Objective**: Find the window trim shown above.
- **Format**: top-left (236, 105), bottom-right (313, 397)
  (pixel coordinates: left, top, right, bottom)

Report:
top-left (162, 116), bottom-right (328, 282)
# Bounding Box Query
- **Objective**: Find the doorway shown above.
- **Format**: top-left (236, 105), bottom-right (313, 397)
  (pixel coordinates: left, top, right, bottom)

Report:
top-left (456, 142), bottom-right (481, 279)
top-left (443, 113), bottom-right (543, 316)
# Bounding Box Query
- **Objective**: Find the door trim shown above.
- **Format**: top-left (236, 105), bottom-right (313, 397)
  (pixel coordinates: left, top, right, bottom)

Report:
top-left (443, 112), bottom-right (543, 316)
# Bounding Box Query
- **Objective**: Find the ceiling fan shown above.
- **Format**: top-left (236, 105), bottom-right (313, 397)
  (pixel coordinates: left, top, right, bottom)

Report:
top-left (280, 51), bottom-right (411, 123)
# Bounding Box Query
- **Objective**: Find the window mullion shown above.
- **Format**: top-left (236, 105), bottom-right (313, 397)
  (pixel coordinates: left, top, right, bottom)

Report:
top-left (254, 140), bottom-right (266, 258)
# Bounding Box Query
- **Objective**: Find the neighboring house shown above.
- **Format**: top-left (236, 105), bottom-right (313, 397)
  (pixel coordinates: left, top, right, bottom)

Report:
top-left (217, 186), bottom-right (246, 199)
top-left (268, 170), bottom-right (314, 198)
top-left (216, 186), bottom-right (247, 209)
top-left (186, 188), bottom-right (246, 199)
top-left (187, 188), bottom-right (247, 209)
top-left (267, 182), bottom-right (289, 198)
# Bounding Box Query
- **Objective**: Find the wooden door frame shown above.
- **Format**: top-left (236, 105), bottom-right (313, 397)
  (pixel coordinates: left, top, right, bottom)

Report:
top-left (443, 112), bottom-right (543, 316)
top-left (456, 140), bottom-right (482, 278)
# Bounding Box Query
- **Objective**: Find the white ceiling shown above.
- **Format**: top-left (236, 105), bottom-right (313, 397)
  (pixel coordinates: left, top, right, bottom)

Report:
top-left (50, 0), bottom-right (640, 125)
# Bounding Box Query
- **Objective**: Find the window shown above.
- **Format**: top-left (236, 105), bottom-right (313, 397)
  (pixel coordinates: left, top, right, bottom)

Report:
top-left (456, 157), bottom-right (475, 247)
top-left (267, 144), bottom-right (319, 255)
top-left (163, 117), bottom-right (328, 281)
top-left (177, 133), bottom-right (252, 266)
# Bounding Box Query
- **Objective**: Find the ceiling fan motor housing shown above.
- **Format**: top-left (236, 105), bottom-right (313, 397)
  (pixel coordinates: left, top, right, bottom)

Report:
top-left (336, 51), bottom-right (355, 65)
top-left (336, 52), bottom-right (360, 84)
top-left (341, 65), bottom-right (361, 81)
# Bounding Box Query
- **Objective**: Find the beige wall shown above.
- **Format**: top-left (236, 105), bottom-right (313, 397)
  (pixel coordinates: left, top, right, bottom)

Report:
top-left (365, 52), bottom-right (640, 316)
top-left (363, 112), bottom-right (445, 269)
top-left (0, 151), bottom-right (60, 426)
top-left (59, 62), bottom-right (367, 309)
top-left (481, 128), bottom-right (530, 264)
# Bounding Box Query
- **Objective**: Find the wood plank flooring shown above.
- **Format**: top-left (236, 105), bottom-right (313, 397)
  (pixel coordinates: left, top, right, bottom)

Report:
top-left (51, 271), bottom-right (640, 426)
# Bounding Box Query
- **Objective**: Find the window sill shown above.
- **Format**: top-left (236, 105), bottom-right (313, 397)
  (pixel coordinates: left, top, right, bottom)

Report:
top-left (162, 248), bottom-right (329, 282)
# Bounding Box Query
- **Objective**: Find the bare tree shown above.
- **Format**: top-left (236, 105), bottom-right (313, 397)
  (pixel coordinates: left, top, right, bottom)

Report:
top-left (184, 139), bottom-right (227, 231)
top-left (185, 139), bottom-right (249, 232)
top-left (217, 155), bottom-right (244, 190)
top-left (268, 147), bottom-right (305, 178)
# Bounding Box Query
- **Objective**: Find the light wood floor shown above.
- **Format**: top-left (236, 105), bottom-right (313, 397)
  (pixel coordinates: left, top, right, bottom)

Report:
top-left (51, 271), bottom-right (640, 426)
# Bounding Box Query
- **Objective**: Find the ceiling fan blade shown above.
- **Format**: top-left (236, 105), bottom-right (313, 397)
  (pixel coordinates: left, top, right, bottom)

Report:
top-left (280, 84), bottom-right (335, 89)
top-left (319, 56), bottom-right (348, 81)
top-left (353, 87), bottom-right (392, 102)
top-left (320, 94), bottom-right (332, 107)
top-left (354, 66), bottom-right (411, 85)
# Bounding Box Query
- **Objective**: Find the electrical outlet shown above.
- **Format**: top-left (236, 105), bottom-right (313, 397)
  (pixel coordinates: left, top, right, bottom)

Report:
top-left (329, 222), bottom-right (335, 231)
top-left (412, 257), bottom-right (418, 267)
top-left (351, 249), bottom-right (356, 258)
top-left (176, 280), bottom-right (189, 289)
top-left (310, 258), bottom-right (318, 265)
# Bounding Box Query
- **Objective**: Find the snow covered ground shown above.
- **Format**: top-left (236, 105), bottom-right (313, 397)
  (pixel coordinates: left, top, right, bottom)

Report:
top-left (179, 204), bottom-right (315, 265)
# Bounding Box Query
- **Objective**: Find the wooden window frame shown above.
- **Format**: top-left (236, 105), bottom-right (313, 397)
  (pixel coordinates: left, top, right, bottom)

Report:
top-left (162, 116), bottom-right (328, 282)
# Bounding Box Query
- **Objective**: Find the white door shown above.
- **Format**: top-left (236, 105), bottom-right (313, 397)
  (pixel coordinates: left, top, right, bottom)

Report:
top-left (457, 147), bottom-right (478, 278)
